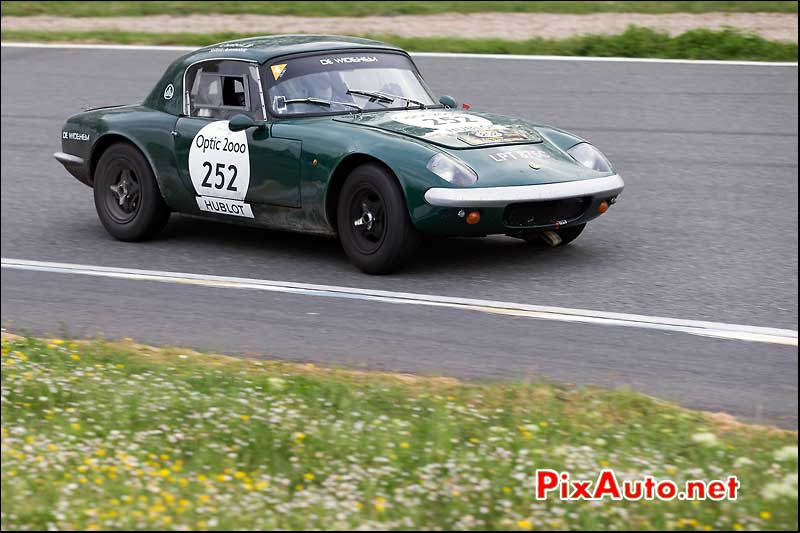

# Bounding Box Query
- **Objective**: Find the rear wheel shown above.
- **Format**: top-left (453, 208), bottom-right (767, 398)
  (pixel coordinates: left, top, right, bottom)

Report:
top-left (337, 163), bottom-right (419, 274)
top-left (518, 223), bottom-right (586, 246)
top-left (93, 143), bottom-right (170, 241)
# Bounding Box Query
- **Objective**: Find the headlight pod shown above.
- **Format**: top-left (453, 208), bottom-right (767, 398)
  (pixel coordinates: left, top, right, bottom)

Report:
top-left (567, 143), bottom-right (613, 173)
top-left (426, 153), bottom-right (478, 186)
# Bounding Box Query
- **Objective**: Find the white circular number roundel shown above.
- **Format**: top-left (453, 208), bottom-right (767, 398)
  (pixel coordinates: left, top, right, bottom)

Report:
top-left (189, 121), bottom-right (251, 201)
top-left (393, 111), bottom-right (493, 132)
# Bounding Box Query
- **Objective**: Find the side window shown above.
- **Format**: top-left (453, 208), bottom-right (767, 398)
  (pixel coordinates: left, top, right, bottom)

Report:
top-left (185, 60), bottom-right (264, 120)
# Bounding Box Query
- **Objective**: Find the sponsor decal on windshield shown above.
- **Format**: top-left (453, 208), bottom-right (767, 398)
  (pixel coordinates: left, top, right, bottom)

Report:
top-left (270, 64), bottom-right (287, 81)
top-left (319, 56), bottom-right (378, 65)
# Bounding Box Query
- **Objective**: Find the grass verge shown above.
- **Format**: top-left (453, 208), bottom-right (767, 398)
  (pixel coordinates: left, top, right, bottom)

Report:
top-left (1, 335), bottom-right (798, 530)
top-left (2, 26), bottom-right (798, 61)
top-left (2, 1), bottom-right (797, 17)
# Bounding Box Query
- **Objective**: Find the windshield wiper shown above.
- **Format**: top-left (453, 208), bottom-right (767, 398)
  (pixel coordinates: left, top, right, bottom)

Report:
top-left (281, 97), bottom-right (362, 111)
top-left (347, 89), bottom-right (427, 109)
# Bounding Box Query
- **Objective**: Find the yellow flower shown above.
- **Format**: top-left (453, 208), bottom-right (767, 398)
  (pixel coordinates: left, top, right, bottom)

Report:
top-left (115, 364), bottom-right (125, 369)
top-left (198, 495), bottom-right (211, 504)
top-left (96, 449), bottom-right (107, 457)
top-left (400, 442), bottom-right (410, 449)
top-left (600, 460), bottom-right (610, 467)
top-left (760, 511), bottom-right (772, 520)
top-left (295, 484), bottom-right (305, 491)
top-left (70, 354), bottom-right (80, 361)
top-left (733, 523), bottom-right (744, 531)
top-left (304, 472), bottom-right (315, 481)
top-left (158, 468), bottom-right (170, 478)
top-left (355, 502), bottom-right (364, 510)
top-left (70, 423), bottom-right (81, 430)
top-left (502, 486), bottom-right (512, 494)
top-left (47, 444), bottom-right (58, 451)
top-left (255, 480), bottom-right (269, 490)
top-left (374, 503), bottom-right (385, 512)
top-left (240, 415), bottom-right (250, 422)
top-left (518, 520), bottom-right (533, 530)
top-left (51, 339), bottom-right (64, 345)
top-left (234, 471), bottom-right (246, 479)
top-left (215, 474), bottom-right (227, 482)
top-left (159, 454), bottom-right (169, 461)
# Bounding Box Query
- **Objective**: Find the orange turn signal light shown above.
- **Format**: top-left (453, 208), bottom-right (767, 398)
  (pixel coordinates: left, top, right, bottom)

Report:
top-left (597, 201), bottom-right (609, 214)
top-left (466, 211), bottom-right (481, 224)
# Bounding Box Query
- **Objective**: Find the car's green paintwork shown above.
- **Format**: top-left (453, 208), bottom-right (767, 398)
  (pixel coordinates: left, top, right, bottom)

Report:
top-left (57, 35), bottom-right (617, 238)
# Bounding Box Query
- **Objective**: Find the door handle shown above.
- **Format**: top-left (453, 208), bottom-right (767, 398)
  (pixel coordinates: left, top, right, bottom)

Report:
top-left (170, 130), bottom-right (180, 138)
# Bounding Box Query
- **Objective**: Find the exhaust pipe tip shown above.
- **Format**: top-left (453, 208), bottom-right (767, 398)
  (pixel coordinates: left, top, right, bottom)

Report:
top-left (540, 230), bottom-right (563, 247)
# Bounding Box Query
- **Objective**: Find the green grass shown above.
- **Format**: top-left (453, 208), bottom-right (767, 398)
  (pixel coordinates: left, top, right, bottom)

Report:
top-left (2, 26), bottom-right (796, 62)
top-left (1, 1), bottom-right (797, 17)
top-left (1, 335), bottom-right (798, 530)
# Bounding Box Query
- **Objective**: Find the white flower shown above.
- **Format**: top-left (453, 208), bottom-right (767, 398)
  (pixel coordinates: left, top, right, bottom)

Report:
top-left (733, 457), bottom-right (754, 468)
top-left (761, 473), bottom-right (798, 500)
top-left (268, 377), bottom-right (286, 391)
top-left (773, 446), bottom-right (798, 462)
top-left (691, 432), bottom-right (719, 447)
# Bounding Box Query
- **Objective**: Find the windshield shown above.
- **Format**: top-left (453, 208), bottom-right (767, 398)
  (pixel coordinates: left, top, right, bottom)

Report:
top-left (265, 51), bottom-right (437, 116)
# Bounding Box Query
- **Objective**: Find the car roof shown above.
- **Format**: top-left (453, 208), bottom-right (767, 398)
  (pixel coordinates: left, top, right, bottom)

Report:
top-left (144, 34), bottom-right (407, 115)
top-left (187, 34), bottom-right (404, 64)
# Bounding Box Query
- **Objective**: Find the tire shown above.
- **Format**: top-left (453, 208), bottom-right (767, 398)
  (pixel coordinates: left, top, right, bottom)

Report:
top-left (336, 163), bottom-right (420, 274)
top-left (520, 223), bottom-right (586, 246)
top-left (93, 142), bottom-right (170, 242)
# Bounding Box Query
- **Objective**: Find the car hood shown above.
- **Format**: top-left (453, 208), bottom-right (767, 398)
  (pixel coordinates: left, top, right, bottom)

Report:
top-left (333, 109), bottom-right (544, 149)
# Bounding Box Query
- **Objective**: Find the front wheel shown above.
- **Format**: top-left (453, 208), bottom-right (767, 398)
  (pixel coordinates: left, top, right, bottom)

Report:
top-left (93, 142), bottom-right (170, 241)
top-left (337, 163), bottom-right (419, 274)
top-left (518, 223), bottom-right (586, 246)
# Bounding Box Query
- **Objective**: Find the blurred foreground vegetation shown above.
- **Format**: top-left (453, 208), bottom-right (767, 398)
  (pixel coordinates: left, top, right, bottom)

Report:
top-left (1, 335), bottom-right (797, 530)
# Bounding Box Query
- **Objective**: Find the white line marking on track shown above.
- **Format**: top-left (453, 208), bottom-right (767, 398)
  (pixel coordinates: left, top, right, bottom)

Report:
top-left (2, 258), bottom-right (797, 346)
top-left (2, 41), bottom-right (797, 67)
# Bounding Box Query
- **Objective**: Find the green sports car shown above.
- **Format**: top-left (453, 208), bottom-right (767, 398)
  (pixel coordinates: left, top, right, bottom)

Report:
top-left (55, 35), bottom-right (624, 274)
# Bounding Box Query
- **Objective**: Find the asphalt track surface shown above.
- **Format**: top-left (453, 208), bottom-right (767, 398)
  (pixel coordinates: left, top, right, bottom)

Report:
top-left (1, 46), bottom-right (797, 426)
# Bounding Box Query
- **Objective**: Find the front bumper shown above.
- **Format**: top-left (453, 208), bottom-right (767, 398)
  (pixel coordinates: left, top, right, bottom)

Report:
top-left (413, 174), bottom-right (623, 236)
top-left (424, 174), bottom-right (624, 207)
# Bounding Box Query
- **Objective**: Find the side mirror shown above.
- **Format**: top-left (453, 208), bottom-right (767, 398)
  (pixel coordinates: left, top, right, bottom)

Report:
top-left (229, 114), bottom-right (261, 132)
top-left (439, 95), bottom-right (458, 109)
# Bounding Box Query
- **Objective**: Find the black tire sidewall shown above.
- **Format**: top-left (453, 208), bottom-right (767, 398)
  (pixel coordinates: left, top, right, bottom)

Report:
top-left (337, 163), bottom-right (418, 274)
top-left (93, 143), bottom-right (169, 241)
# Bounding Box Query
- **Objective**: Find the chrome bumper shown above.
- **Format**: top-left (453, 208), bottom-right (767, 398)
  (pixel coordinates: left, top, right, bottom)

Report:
top-left (424, 174), bottom-right (624, 208)
top-left (54, 152), bottom-right (85, 165)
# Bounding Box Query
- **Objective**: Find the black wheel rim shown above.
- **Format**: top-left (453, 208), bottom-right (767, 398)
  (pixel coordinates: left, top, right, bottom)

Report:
top-left (105, 164), bottom-right (141, 224)
top-left (347, 184), bottom-right (387, 255)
